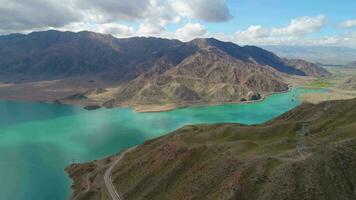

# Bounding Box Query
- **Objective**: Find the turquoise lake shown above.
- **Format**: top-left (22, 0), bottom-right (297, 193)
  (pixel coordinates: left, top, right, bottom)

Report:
top-left (0, 88), bottom-right (326, 200)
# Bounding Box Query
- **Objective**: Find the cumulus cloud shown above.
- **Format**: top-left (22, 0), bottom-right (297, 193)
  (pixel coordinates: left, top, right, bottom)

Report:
top-left (57, 22), bottom-right (135, 38)
top-left (0, 0), bottom-right (231, 35)
top-left (138, 22), bottom-right (165, 35)
top-left (79, 0), bottom-right (150, 22)
top-left (339, 19), bottom-right (356, 28)
top-left (292, 33), bottom-right (356, 47)
top-left (271, 15), bottom-right (326, 36)
top-left (171, 0), bottom-right (232, 22)
top-left (234, 15), bottom-right (327, 46)
top-left (96, 23), bottom-right (135, 37)
top-left (174, 23), bottom-right (208, 41)
top-left (235, 25), bottom-right (269, 39)
top-left (0, 0), bottom-right (81, 33)
top-left (1, 1), bottom-right (355, 48)
top-left (234, 30), bottom-right (356, 48)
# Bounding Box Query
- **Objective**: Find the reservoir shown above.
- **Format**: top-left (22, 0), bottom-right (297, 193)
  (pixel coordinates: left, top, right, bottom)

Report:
top-left (0, 88), bottom-right (326, 200)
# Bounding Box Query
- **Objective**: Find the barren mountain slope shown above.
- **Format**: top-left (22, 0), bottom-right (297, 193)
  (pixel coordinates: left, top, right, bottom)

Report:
top-left (102, 47), bottom-right (288, 107)
top-left (0, 31), bottom-right (331, 110)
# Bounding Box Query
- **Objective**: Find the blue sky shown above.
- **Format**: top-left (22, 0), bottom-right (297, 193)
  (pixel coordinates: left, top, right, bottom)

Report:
top-left (190, 0), bottom-right (356, 47)
top-left (1, 0), bottom-right (355, 47)
top-left (206, 0), bottom-right (355, 35)
top-left (232, 0), bottom-right (354, 34)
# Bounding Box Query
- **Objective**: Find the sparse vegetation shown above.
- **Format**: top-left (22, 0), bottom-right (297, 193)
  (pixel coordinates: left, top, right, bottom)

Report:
top-left (304, 79), bottom-right (332, 88)
top-left (68, 98), bottom-right (356, 200)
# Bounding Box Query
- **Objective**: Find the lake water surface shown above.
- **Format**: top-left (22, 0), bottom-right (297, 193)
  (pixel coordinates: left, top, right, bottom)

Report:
top-left (0, 88), bottom-right (326, 200)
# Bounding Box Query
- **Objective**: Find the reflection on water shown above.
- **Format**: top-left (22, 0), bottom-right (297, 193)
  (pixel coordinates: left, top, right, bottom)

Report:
top-left (0, 87), bottom-right (327, 200)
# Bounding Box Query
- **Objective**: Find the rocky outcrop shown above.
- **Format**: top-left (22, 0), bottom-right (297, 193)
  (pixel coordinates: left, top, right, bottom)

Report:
top-left (83, 105), bottom-right (101, 110)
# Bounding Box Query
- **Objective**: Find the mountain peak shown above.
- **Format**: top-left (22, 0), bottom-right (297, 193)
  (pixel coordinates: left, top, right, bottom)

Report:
top-left (190, 37), bottom-right (240, 49)
top-left (0, 30), bottom-right (329, 79)
top-left (191, 37), bottom-right (220, 43)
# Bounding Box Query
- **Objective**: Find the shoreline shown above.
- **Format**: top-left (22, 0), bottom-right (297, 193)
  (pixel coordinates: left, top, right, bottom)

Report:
top-left (0, 74), bottom-right (318, 113)
top-left (0, 88), bottom-right (294, 113)
top-left (101, 87), bottom-right (294, 113)
top-left (131, 93), bottom-right (271, 113)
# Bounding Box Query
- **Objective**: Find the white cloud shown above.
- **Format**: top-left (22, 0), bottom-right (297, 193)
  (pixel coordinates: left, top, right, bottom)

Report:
top-left (271, 15), bottom-right (326, 36)
top-left (233, 15), bottom-right (329, 46)
top-left (58, 22), bottom-right (94, 33)
top-left (339, 19), bottom-right (356, 28)
top-left (0, 0), bottom-right (232, 35)
top-left (171, 0), bottom-right (232, 22)
top-left (339, 32), bottom-right (356, 47)
top-left (1, 1), bottom-right (356, 48)
top-left (233, 31), bottom-right (356, 48)
top-left (174, 23), bottom-right (208, 41)
top-left (79, 0), bottom-right (150, 22)
top-left (97, 23), bottom-right (135, 37)
top-left (235, 25), bottom-right (269, 39)
top-left (292, 34), bottom-right (356, 47)
top-left (138, 22), bottom-right (165, 35)
top-left (0, 0), bottom-right (81, 34)
top-left (57, 22), bottom-right (134, 38)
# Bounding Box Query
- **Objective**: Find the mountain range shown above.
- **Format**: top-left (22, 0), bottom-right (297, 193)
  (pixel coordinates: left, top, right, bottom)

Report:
top-left (263, 45), bottom-right (356, 66)
top-left (347, 61), bottom-right (356, 68)
top-left (0, 30), bottom-right (330, 110)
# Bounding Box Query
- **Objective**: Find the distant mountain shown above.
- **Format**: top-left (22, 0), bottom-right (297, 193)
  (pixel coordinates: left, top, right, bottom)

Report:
top-left (340, 76), bottom-right (356, 90)
top-left (263, 45), bottom-right (356, 65)
top-left (67, 97), bottom-right (356, 200)
top-left (104, 38), bottom-right (331, 107)
top-left (0, 31), bottom-right (329, 79)
top-left (0, 30), bottom-right (196, 81)
top-left (0, 30), bottom-right (330, 109)
top-left (346, 61), bottom-right (356, 68)
top-left (108, 46), bottom-right (288, 106)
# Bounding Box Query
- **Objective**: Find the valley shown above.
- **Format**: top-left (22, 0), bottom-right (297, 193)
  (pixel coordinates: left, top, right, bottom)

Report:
top-left (300, 67), bottom-right (356, 104)
top-left (0, 31), bottom-right (353, 200)
top-left (1, 1), bottom-right (355, 200)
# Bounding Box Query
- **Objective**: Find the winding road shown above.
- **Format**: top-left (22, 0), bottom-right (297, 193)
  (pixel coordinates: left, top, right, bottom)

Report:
top-left (104, 147), bottom-right (136, 200)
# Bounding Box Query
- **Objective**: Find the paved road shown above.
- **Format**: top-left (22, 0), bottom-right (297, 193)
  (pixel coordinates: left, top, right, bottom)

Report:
top-left (104, 147), bottom-right (136, 200)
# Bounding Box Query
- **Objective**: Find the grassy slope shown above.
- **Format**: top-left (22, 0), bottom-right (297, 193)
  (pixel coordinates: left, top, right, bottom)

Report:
top-left (303, 79), bottom-right (332, 88)
top-left (67, 98), bottom-right (356, 200)
top-left (300, 67), bottom-right (356, 104)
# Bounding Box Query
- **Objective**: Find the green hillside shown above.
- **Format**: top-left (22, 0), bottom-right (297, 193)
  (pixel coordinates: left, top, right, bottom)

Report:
top-left (67, 98), bottom-right (356, 200)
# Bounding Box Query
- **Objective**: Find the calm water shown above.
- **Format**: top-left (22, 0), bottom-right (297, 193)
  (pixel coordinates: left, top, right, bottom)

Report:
top-left (0, 88), bottom-right (326, 200)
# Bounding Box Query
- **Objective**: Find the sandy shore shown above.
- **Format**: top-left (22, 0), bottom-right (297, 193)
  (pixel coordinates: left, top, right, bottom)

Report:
top-left (0, 79), bottom-right (295, 113)
top-left (300, 67), bottom-right (356, 104)
top-left (131, 91), bottom-right (288, 113)
top-left (0, 74), bottom-right (318, 113)
top-left (300, 88), bottom-right (356, 104)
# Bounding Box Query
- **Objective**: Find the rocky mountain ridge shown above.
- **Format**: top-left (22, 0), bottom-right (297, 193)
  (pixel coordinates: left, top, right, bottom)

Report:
top-left (0, 30), bottom-right (331, 110)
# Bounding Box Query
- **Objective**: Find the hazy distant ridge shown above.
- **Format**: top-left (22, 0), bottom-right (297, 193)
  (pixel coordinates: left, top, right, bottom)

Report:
top-left (263, 45), bottom-right (356, 65)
